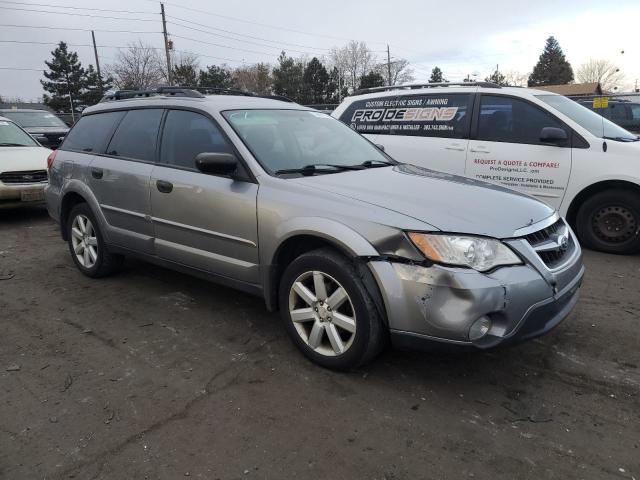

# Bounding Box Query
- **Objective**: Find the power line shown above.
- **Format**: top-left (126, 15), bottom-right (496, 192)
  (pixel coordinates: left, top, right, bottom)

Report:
top-left (168, 15), bottom-right (329, 52)
top-left (0, 0), bottom-right (155, 14)
top-left (0, 5), bottom-right (158, 21)
top-left (0, 23), bottom-right (161, 34)
top-left (170, 34), bottom-right (279, 59)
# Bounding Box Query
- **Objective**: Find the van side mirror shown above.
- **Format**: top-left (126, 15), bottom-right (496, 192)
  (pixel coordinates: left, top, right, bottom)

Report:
top-left (540, 127), bottom-right (568, 146)
top-left (195, 152), bottom-right (238, 175)
top-left (375, 144), bottom-right (385, 152)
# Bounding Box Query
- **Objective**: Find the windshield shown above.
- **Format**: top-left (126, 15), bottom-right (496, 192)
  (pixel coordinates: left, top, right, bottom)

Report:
top-left (222, 109), bottom-right (393, 174)
top-left (0, 119), bottom-right (38, 146)
top-left (536, 95), bottom-right (637, 141)
top-left (2, 111), bottom-right (68, 128)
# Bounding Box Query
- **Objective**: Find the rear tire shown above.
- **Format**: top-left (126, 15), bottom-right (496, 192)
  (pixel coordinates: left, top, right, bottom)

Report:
top-left (279, 248), bottom-right (386, 370)
top-left (67, 203), bottom-right (123, 277)
top-left (576, 189), bottom-right (640, 254)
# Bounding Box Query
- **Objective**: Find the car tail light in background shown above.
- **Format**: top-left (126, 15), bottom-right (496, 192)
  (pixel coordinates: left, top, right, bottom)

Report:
top-left (47, 150), bottom-right (57, 171)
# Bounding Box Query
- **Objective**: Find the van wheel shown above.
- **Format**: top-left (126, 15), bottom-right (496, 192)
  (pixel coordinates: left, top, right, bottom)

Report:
top-left (279, 248), bottom-right (386, 370)
top-left (67, 203), bottom-right (123, 277)
top-left (576, 190), bottom-right (640, 254)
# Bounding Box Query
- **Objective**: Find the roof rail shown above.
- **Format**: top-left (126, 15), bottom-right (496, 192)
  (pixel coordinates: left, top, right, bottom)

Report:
top-left (353, 81), bottom-right (501, 96)
top-left (101, 86), bottom-right (204, 102)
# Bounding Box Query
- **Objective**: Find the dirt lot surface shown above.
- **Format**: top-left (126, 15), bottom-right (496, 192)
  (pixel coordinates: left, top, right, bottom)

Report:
top-left (1, 207), bottom-right (639, 480)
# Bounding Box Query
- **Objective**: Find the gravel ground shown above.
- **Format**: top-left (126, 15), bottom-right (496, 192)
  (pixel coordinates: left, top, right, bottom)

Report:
top-left (1, 207), bottom-right (639, 480)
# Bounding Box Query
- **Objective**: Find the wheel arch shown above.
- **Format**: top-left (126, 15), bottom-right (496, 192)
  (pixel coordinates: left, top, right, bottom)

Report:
top-left (566, 180), bottom-right (640, 228)
top-left (59, 182), bottom-right (105, 241)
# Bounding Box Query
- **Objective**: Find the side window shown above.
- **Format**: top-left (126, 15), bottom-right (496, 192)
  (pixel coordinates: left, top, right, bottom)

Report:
top-left (478, 95), bottom-right (569, 145)
top-left (160, 110), bottom-right (234, 169)
top-left (631, 104), bottom-right (640, 120)
top-left (106, 109), bottom-right (163, 161)
top-left (61, 111), bottom-right (125, 153)
top-left (338, 94), bottom-right (472, 138)
top-left (609, 104), bottom-right (629, 121)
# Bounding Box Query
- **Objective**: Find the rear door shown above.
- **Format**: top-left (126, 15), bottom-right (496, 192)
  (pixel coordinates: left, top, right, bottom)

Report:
top-left (150, 109), bottom-right (260, 284)
top-left (343, 93), bottom-right (474, 175)
top-left (89, 108), bottom-right (163, 254)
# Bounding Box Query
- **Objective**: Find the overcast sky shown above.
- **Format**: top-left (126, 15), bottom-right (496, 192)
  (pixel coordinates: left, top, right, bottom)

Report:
top-left (1, 0), bottom-right (639, 101)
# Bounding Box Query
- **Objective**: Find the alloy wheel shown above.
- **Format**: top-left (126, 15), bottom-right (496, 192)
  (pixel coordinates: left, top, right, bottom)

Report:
top-left (288, 270), bottom-right (356, 357)
top-left (71, 214), bottom-right (98, 268)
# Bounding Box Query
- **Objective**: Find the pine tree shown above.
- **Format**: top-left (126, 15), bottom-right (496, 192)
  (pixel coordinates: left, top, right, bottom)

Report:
top-left (429, 66), bottom-right (445, 83)
top-left (358, 71), bottom-right (385, 90)
top-left (528, 36), bottom-right (574, 86)
top-left (485, 68), bottom-right (508, 86)
top-left (199, 65), bottom-right (235, 89)
top-left (41, 42), bottom-right (87, 113)
top-left (301, 57), bottom-right (329, 104)
top-left (82, 65), bottom-right (112, 106)
top-left (272, 51), bottom-right (304, 102)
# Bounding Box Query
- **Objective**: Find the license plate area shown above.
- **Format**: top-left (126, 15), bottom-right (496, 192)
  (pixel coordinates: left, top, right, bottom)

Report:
top-left (21, 190), bottom-right (45, 202)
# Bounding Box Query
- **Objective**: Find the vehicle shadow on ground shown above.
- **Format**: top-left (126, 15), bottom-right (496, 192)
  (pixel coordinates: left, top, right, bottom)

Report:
top-left (0, 205), bottom-right (49, 226)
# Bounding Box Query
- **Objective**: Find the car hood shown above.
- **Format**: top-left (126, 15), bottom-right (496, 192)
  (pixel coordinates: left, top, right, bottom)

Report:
top-left (0, 146), bottom-right (51, 173)
top-left (23, 126), bottom-right (69, 134)
top-left (291, 164), bottom-right (555, 238)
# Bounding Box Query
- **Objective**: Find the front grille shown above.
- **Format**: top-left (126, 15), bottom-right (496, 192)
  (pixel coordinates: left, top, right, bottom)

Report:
top-left (0, 169), bottom-right (48, 184)
top-left (525, 219), bottom-right (574, 269)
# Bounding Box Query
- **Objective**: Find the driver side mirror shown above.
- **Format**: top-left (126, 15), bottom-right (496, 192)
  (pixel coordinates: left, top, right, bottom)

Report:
top-left (540, 127), bottom-right (568, 146)
top-left (195, 152), bottom-right (238, 176)
top-left (374, 143), bottom-right (385, 152)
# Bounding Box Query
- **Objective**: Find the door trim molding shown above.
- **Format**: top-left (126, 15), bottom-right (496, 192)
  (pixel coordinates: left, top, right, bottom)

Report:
top-left (151, 216), bottom-right (258, 247)
top-left (100, 203), bottom-right (147, 219)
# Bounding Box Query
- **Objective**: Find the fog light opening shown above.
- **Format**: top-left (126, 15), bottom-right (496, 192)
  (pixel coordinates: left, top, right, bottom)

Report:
top-left (469, 316), bottom-right (492, 341)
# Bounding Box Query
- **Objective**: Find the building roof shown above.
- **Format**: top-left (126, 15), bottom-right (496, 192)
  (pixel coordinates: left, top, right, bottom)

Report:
top-left (533, 82), bottom-right (603, 96)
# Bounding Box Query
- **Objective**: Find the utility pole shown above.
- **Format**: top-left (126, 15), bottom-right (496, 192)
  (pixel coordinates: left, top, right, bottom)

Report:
top-left (91, 30), bottom-right (103, 96)
top-left (386, 45), bottom-right (392, 86)
top-left (161, 3), bottom-right (172, 85)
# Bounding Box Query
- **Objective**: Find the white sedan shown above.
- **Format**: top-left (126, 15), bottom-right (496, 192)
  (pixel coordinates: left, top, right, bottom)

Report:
top-left (0, 116), bottom-right (52, 209)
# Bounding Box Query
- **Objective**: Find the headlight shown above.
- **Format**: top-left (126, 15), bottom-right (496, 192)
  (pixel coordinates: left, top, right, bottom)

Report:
top-left (407, 233), bottom-right (521, 272)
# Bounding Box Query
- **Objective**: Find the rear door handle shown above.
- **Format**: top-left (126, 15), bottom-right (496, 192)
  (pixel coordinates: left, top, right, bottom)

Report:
top-left (156, 180), bottom-right (173, 193)
top-left (91, 168), bottom-right (103, 179)
top-left (445, 143), bottom-right (466, 151)
top-left (469, 147), bottom-right (490, 154)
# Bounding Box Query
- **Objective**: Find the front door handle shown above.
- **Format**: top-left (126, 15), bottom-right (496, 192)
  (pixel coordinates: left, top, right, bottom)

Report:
top-left (445, 143), bottom-right (466, 151)
top-left (91, 168), bottom-right (103, 179)
top-left (469, 147), bottom-right (490, 154)
top-left (156, 180), bottom-right (173, 193)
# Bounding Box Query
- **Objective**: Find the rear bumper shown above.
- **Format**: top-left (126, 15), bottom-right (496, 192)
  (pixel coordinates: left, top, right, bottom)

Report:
top-left (0, 183), bottom-right (46, 209)
top-left (368, 247), bottom-right (584, 349)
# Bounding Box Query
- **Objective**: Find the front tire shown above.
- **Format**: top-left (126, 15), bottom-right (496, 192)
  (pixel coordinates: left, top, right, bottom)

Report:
top-left (576, 189), bottom-right (640, 254)
top-left (279, 248), bottom-right (386, 370)
top-left (67, 203), bottom-right (123, 277)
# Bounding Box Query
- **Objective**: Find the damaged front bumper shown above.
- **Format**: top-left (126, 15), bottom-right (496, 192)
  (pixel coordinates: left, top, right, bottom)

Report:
top-left (367, 246), bottom-right (584, 349)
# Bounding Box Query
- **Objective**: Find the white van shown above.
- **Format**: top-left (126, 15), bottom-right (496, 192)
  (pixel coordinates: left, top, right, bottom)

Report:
top-left (333, 83), bottom-right (640, 254)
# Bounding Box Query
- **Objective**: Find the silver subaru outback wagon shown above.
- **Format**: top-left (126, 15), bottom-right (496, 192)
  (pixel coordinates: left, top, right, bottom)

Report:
top-left (45, 88), bottom-right (584, 370)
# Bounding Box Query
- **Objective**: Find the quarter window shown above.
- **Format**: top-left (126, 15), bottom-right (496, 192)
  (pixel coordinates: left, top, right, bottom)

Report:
top-left (478, 95), bottom-right (569, 145)
top-left (338, 93), bottom-right (472, 139)
top-left (106, 109), bottom-right (163, 161)
top-left (160, 110), bottom-right (234, 169)
top-left (61, 111), bottom-right (125, 153)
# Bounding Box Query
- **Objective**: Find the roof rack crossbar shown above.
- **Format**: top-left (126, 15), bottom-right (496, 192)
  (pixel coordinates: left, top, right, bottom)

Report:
top-left (353, 81), bottom-right (501, 96)
top-left (101, 87), bottom-right (205, 102)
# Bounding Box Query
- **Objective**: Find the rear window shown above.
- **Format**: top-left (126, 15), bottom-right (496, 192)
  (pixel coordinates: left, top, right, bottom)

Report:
top-left (338, 93), bottom-right (472, 139)
top-left (106, 109), bottom-right (163, 162)
top-left (61, 111), bottom-right (125, 153)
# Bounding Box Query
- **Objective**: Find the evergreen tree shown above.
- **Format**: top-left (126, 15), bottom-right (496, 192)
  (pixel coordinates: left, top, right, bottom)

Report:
top-left (82, 65), bottom-right (112, 106)
top-left (302, 57), bottom-right (329, 104)
top-left (429, 66), bottom-right (444, 83)
top-left (172, 64), bottom-right (198, 86)
top-left (485, 68), bottom-right (508, 86)
top-left (358, 71), bottom-right (385, 90)
top-left (272, 51), bottom-right (304, 102)
top-left (41, 42), bottom-right (86, 112)
top-left (326, 67), bottom-right (347, 104)
top-left (528, 36), bottom-right (574, 86)
top-left (199, 65), bottom-right (235, 89)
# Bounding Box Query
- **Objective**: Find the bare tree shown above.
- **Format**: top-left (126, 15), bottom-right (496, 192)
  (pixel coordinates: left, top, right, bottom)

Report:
top-left (328, 41), bottom-right (376, 92)
top-left (376, 59), bottom-right (415, 85)
top-left (576, 59), bottom-right (624, 91)
top-left (232, 63), bottom-right (272, 95)
top-left (503, 70), bottom-right (529, 87)
top-left (108, 41), bottom-right (166, 90)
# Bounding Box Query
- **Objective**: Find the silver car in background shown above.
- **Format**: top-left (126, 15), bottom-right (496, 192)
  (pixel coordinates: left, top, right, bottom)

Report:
top-left (45, 88), bottom-right (584, 369)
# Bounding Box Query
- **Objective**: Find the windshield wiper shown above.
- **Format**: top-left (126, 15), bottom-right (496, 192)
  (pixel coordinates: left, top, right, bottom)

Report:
top-left (0, 143), bottom-right (29, 147)
top-left (360, 159), bottom-right (395, 168)
top-left (275, 163), bottom-right (364, 176)
top-left (603, 136), bottom-right (639, 142)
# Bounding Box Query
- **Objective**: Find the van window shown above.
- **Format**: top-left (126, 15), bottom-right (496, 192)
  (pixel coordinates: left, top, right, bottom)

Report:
top-left (631, 104), bottom-right (640, 120)
top-left (478, 95), bottom-right (569, 145)
top-left (61, 111), bottom-right (125, 153)
top-left (339, 94), bottom-right (472, 139)
top-left (160, 110), bottom-right (234, 169)
top-left (609, 104), bottom-right (629, 121)
top-left (106, 109), bottom-right (163, 161)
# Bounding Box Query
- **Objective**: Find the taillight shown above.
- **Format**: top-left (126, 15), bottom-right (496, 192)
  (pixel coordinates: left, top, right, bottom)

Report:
top-left (47, 150), bottom-right (57, 171)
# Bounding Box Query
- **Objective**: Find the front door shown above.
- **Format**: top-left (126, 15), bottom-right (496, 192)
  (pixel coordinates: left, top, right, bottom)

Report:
top-left (465, 94), bottom-right (572, 209)
top-left (150, 109), bottom-right (260, 284)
